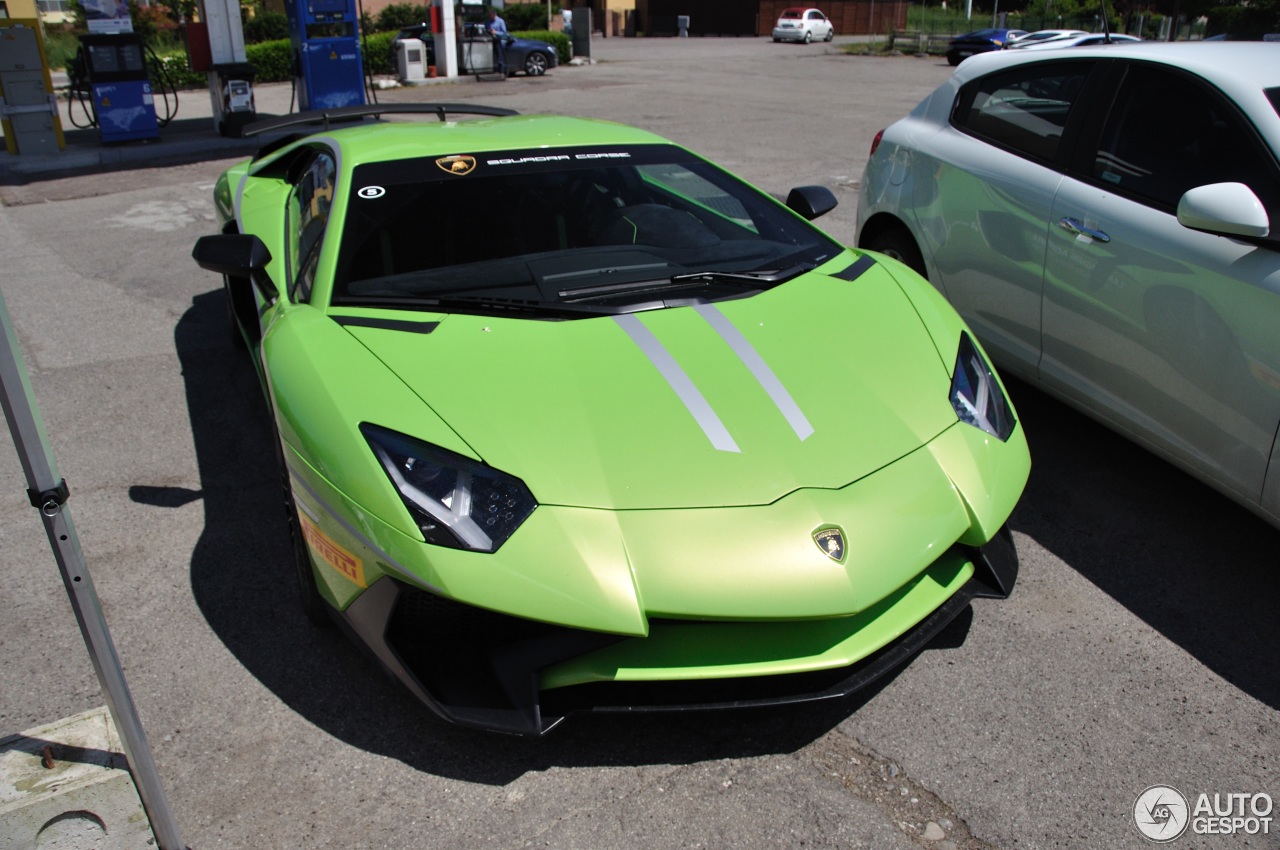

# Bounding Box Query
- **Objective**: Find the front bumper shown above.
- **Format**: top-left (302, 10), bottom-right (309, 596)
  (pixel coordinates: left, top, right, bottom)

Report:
top-left (335, 524), bottom-right (1018, 735)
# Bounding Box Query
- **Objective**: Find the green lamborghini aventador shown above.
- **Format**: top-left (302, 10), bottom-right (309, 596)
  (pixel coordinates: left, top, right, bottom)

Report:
top-left (192, 103), bottom-right (1031, 735)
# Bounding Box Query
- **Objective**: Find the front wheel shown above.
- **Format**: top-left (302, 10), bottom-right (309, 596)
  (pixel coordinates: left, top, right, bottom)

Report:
top-left (824, 28), bottom-right (834, 41)
top-left (864, 226), bottom-right (927, 279)
top-left (525, 52), bottom-right (549, 75)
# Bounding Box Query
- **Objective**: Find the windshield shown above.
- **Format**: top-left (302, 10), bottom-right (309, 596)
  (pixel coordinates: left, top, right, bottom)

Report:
top-left (331, 144), bottom-right (842, 315)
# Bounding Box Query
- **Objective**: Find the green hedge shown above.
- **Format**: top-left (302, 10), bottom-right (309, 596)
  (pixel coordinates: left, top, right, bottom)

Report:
top-left (152, 28), bottom-right (568, 89)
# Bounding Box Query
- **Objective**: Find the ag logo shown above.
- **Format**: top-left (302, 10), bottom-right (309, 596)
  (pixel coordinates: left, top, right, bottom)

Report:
top-left (436, 155), bottom-right (476, 175)
top-left (813, 526), bottom-right (846, 563)
top-left (1134, 785), bottom-right (1190, 843)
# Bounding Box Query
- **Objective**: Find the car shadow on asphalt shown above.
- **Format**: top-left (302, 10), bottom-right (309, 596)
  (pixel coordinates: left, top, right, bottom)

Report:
top-left (1003, 374), bottom-right (1280, 711)
top-left (160, 289), bottom-right (976, 783)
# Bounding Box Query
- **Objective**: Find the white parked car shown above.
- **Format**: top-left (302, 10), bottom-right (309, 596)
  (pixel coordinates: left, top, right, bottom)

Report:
top-left (772, 8), bottom-right (835, 43)
top-left (857, 42), bottom-right (1280, 528)
top-left (1005, 29), bottom-right (1089, 48)
top-left (1018, 32), bottom-right (1143, 49)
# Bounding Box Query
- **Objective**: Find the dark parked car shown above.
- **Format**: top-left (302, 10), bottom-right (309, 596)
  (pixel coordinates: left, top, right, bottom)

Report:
top-left (945, 28), bottom-right (1028, 65)
top-left (497, 34), bottom-right (560, 76)
top-left (391, 26), bottom-right (559, 77)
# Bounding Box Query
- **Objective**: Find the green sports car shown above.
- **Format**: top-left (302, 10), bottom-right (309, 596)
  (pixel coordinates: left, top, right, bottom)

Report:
top-left (192, 104), bottom-right (1031, 735)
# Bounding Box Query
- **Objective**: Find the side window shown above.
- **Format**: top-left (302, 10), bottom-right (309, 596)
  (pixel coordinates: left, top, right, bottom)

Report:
top-left (1091, 65), bottom-right (1276, 212)
top-left (954, 63), bottom-right (1091, 162)
top-left (285, 150), bottom-right (337, 303)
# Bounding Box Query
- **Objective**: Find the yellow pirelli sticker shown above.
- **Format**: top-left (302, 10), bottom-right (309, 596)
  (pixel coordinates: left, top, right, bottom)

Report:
top-left (298, 512), bottom-right (366, 588)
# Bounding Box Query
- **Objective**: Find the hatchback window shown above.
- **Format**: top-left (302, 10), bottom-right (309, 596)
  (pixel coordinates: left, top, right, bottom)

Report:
top-left (955, 63), bottom-right (1091, 162)
top-left (1093, 65), bottom-right (1275, 211)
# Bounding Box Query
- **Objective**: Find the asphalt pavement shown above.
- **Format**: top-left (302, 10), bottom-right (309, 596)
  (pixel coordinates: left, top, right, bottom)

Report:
top-left (1, 35), bottom-right (1277, 850)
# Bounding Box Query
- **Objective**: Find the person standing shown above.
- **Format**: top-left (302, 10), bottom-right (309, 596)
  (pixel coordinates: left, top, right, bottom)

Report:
top-left (487, 8), bottom-right (509, 76)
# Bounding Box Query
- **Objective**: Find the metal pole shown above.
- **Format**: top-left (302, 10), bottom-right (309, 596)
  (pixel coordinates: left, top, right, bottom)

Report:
top-left (0, 289), bottom-right (189, 850)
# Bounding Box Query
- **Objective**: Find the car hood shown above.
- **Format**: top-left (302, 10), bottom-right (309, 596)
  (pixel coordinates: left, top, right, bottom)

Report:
top-left (340, 266), bottom-right (956, 510)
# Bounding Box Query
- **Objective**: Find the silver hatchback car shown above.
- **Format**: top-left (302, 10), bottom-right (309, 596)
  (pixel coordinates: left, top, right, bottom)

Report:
top-left (857, 42), bottom-right (1280, 528)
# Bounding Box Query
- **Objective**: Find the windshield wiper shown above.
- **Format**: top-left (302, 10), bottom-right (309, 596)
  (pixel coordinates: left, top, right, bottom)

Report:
top-left (669, 262), bottom-right (814, 285)
top-left (560, 262), bottom-right (815, 301)
top-left (428, 295), bottom-right (624, 318)
top-left (341, 294), bottom-right (620, 319)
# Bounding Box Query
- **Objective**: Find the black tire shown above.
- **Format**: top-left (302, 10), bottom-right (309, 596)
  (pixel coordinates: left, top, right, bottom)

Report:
top-left (275, 435), bottom-right (333, 628)
top-left (864, 226), bottom-right (928, 279)
top-left (824, 28), bottom-right (834, 41)
top-left (524, 52), bottom-right (549, 76)
top-left (804, 30), bottom-right (813, 43)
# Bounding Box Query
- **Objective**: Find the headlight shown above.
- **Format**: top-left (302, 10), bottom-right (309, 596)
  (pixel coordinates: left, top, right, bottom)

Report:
top-left (362, 424), bottom-right (537, 553)
top-left (950, 333), bottom-right (1016, 441)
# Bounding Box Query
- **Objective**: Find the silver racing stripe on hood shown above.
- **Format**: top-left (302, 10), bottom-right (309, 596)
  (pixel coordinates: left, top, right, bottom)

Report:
top-left (614, 304), bottom-right (818, 452)
top-left (613, 313), bottom-right (741, 453)
top-left (694, 303), bottom-right (814, 441)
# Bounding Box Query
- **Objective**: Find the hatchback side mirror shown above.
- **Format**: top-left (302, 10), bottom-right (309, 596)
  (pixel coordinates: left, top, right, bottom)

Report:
top-left (1177, 182), bottom-right (1269, 239)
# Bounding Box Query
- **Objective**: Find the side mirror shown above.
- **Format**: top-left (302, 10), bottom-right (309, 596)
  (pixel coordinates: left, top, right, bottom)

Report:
top-left (785, 185), bottom-right (838, 221)
top-left (192, 234), bottom-right (279, 305)
top-left (1177, 182), bottom-right (1269, 239)
top-left (193, 234), bottom-right (279, 346)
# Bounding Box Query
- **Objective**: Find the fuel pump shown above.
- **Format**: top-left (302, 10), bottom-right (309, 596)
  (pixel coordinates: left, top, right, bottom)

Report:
top-left (73, 32), bottom-right (160, 144)
top-left (457, 0), bottom-right (502, 77)
top-left (285, 0), bottom-right (366, 110)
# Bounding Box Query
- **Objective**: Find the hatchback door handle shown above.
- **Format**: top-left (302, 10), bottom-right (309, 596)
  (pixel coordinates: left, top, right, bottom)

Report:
top-left (1058, 216), bottom-right (1110, 243)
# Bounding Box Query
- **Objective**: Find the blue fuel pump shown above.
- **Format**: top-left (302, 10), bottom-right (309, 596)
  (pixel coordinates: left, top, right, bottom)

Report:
top-left (76, 33), bottom-right (160, 144)
top-left (285, 0), bottom-right (366, 111)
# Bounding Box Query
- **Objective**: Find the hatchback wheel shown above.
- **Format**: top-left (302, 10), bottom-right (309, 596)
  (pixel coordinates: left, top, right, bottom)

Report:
top-left (864, 226), bottom-right (927, 279)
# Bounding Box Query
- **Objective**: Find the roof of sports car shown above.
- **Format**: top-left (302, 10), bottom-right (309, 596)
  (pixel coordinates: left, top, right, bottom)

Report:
top-left (251, 109), bottom-right (672, 166)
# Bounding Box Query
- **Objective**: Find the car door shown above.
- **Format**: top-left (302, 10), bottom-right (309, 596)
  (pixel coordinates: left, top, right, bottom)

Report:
top-left (807, 10), bottom-right (829, 38)
top-left (245, 146), bottom-right (337, 378)
top-left (1041, 61), bottom-right (1280, 502)
top-left (926, 60), bottom-right (1096, 377)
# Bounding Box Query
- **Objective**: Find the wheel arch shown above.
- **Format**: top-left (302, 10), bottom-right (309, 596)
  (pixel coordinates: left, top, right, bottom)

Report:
top-left (858, 212), bottom-right (929, 280)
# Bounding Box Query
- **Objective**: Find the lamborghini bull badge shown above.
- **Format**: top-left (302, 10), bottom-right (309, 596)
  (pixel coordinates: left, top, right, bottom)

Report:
top-left (813, 527), bottom-right (846, 563)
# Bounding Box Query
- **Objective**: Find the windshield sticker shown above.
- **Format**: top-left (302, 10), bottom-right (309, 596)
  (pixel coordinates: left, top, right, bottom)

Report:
top-left (486, 152), bottom-right (635, 167)
top-left (436, 155), bottom-right (477, 175)
top-left (356, 186), bottom-right (386, 199)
